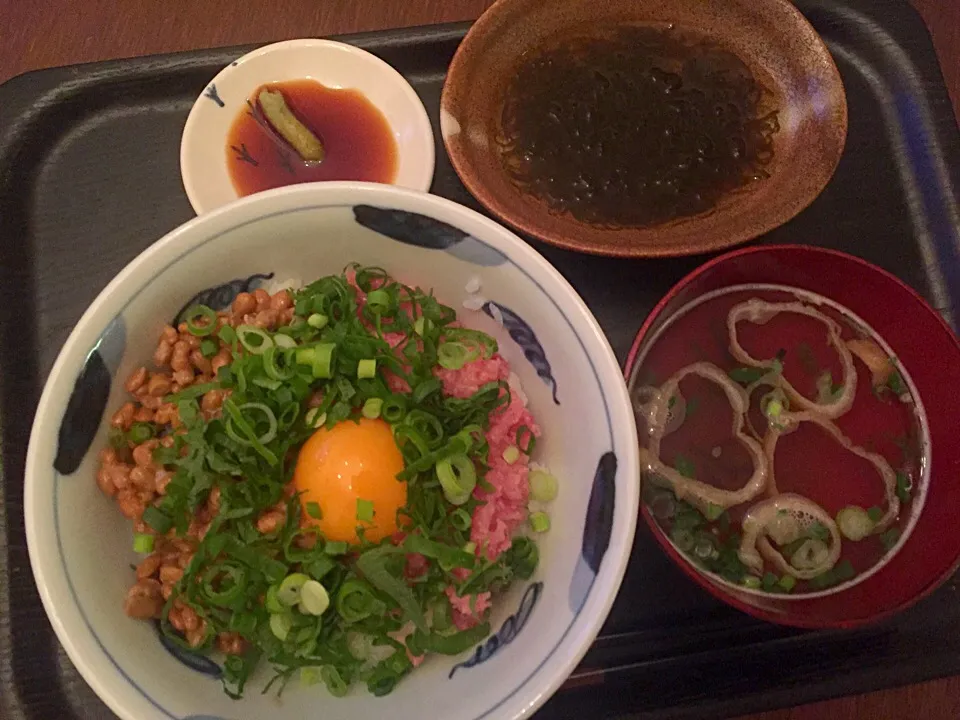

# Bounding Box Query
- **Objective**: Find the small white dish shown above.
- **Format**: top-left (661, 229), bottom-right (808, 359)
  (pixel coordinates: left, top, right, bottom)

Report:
top-left (180, 39), bottom-right (435, 214)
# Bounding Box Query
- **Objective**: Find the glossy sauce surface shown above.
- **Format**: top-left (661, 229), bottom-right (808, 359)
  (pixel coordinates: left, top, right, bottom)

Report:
top-left (226, 79), bottom-right (398, 196)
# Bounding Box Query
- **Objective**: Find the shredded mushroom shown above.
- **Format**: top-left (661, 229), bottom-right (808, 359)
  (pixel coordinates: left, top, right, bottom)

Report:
top-left (635, 362), bottom-right (769, 516)
top-left (728, 299), bottom-right (857, 419)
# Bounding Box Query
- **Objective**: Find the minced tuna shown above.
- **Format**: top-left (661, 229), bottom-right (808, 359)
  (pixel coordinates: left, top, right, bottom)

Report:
top-left (437, 355), bottom-right (541, 629)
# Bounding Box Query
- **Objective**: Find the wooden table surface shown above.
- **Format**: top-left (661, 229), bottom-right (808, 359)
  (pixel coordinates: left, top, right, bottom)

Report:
top-left (2, 1), bottom-right (959, 719)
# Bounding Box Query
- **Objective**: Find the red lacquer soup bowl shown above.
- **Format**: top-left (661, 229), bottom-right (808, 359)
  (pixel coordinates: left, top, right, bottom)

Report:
top-left (624, 244), bottom-right (960, 628)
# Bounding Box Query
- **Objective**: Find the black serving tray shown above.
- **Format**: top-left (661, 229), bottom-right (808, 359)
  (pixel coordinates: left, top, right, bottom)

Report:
top-left (2, 1), bottom-right (959, 718)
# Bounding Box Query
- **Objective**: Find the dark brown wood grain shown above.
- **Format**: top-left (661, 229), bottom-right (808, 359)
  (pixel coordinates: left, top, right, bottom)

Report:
top-left (0, 1), bottom-right (958, 719)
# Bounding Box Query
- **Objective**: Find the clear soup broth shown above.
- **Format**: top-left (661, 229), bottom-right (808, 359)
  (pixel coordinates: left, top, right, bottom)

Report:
top-left (631, 284), bottom-right (928, 597)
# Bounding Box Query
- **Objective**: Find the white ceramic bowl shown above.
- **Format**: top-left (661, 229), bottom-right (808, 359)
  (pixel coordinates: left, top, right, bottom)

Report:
top-left (181, 40), bottom-right (435, 214)
top-left (25, 183), bottom-right (639, 720)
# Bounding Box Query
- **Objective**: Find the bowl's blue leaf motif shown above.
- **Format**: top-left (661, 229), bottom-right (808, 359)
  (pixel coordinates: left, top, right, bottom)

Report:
top-left (352, 205), bottom-right (507, 266)
top-left (448, 581), bottom-right (543, 679)
top-left (156, 622), bottom-right (222, 678)
top-left (204, 84), bottom-right (225, 108)
top-left (482, 301), bottom-right (560, 404)
top-left (54, 316), bottom-right (126, 475)
top-left (172, 273), bottom-right (274, 326)
top-left (582, 452), bottom-right (617, 574)
top-left (568, 451), bottom-right (617, 612)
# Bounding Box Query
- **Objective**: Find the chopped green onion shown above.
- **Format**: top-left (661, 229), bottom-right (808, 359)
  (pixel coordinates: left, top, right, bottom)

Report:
top-left (217, 324), bottom-right (237, 346)
top-left (273, 333), bottom-right (297, 348)
top-left (502, 446), bottom-right (520, 464)
top-left (808, 521), bottom-right (831, 542)
top-left (321, 665), bottom-right (349, 697)
top-left (253, 377), bottom-right (282, 391)
top-left (888, 369), bottom-right (906, 395)
top-left (836, 506), bottom-right (874, 541)
top-left (790, 539), bottom-right (830, 570)
top-left (305, 409), bottom-right (327, 429)
top-left (270, 611), bottom-right (293, 641)
top-left (778, 574), bottom-right (797, 592)
top-left (277, 573), bottom-right (310, 606)
top-left (529, 511), bottom-right (550, 533)
top-left (183, 304), bottom-right (217, 336)
top-left (298, 580), bottom-right (330, 616)
top-left (670, 527), bottom-right (696, 552)
top-left (307, 313), bottom-right (329, 329)
top-left (312, 343), bottom-right (336, 379)
top-left (365, 289), bottom-right (391, 313)
top-left (867, 506), bottom-right (884, 523)
top-left (463, 542), bottom-right (476, 555)
top-left (435, 454), bottom-right (477, 505)
top-left (200, 338), bottom-right (219, 358)
top-left (336, 579), bottom-right (382, 623)
top-left (224, 401), bottom-right (278, 446)
top-left (765, 398), bottom-right (783, 419)
top-left (529, 469), bottom-right (558, 502)
top-left (451, 508), bottom-right (472, 531)
top-left (325, 541), bottom-right (348, 556)
top-left (128, 422), bottom-right (154, 445)
top-left (305, 501), bottom-right (322, 520)
top-left (201, 564), bottom-right (247, 606)
top-left (263, 346), bottom-right (296, 380)
top-left (236, 324), bottom-right (274, 354)
top-left (516, 425), bottom-right (536, 454)
top-left (381, 395), bottom-right (407, 423)
top-left (742, 575), bottom-right (762, 589)
top-left (362, 398), bottom-right (383, 419)
top-left (762, 572), bottom-right (779, 591)
top-left (414, 317), bottom-right (433, 336)
top-left (673, 453), bottom-right (696, 479)
top-left (300, 666), bottom-right (322, 687)
top-left (265, 585), bottom-right (285, 614)
top-left (356, 546), bottom-right (427, 631)
top-left (132, 533), bottom-right (154, 554)
top-left (357, 359), bottom-right (377, 379)
top-left (142, 506), bottom-right (172, 534)
top-left (438, 342), bottom-right (472, 370)
top-left (880, 527), bottom-right (902, 551)
top-left (356, 499), bottom-right (375, 523)
top-left (705, 503), bottom-right (724, 521)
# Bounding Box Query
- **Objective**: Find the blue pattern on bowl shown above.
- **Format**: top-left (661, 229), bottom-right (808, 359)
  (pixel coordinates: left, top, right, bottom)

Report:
top-left (569, 452), bottom-right (617, 613)
top-left (155, 622), bottom-right (223, 679)
top-left (203, 84), bottom-right (225, 108)
top-left (448, 582), bottom-right (544, 679)
top-left (173, 273), bottom-right (275, 325)
top-left (54, 316), bottom-right (126, 475)
top-left (481, 301), bottom-right (560, 404)
top-left (352, 205), bottom-right (507, 267)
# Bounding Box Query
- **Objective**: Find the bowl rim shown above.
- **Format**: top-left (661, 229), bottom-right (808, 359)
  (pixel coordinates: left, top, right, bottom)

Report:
top-left (440, 0), bottom-right (849, 258)
top-left (25, 181), bottom-right (640, 720)
top-left (180, 38), bottom-right (436, 215)
top-left (623, 242), bottom-right (960, 628)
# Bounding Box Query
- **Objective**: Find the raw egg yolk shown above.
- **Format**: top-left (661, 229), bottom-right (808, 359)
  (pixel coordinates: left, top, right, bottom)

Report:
top-left (293, 417), bottom-right (406, 544)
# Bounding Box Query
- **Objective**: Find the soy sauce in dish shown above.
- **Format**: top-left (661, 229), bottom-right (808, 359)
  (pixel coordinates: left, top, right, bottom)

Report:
top-left (226, 79), bottom-right (398, 196)
top-left (497, 25), bottom-right (780, 228)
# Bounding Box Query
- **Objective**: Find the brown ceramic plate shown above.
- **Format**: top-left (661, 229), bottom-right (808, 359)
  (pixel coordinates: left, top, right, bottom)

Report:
top-left (440, 0), bottom-right (848, 257)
